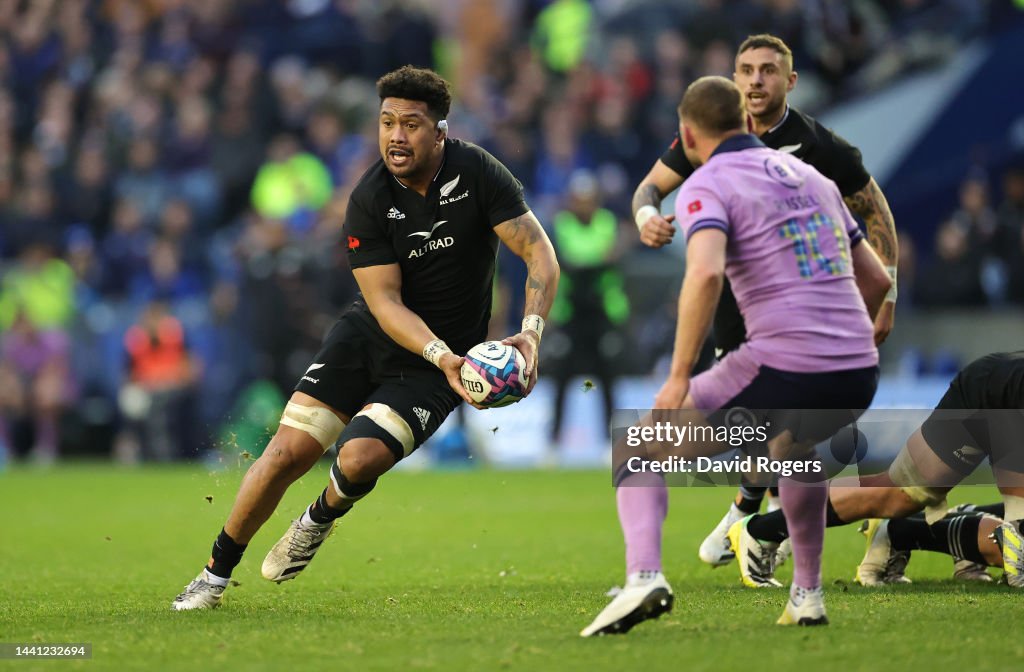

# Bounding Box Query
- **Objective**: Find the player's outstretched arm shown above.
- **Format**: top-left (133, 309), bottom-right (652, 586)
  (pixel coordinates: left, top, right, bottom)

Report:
top-left (494, 210), bottom-right (559, 394)
top-left (844, 178), bottom-right (898, 344)
top-left (633, 160), bottom-right (684, 248)
top-left (851, 237), bottom-right (892, 325)
top-left (352, 263), bottom-right (480, 407)
top-left (654, 228), bottom-right (726, 409)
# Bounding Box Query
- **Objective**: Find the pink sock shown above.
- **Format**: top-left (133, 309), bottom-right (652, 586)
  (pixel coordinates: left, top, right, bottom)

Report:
top-left (778, 476), bottom-right (828, 590)
top-left (616, 471), bottom-right (668, 576)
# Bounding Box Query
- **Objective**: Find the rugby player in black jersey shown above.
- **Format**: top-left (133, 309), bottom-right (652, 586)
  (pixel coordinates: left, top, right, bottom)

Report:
top-left (172, 66), bottom-right (559, 610)
top-left (632, 35), bottom-right (900, 568)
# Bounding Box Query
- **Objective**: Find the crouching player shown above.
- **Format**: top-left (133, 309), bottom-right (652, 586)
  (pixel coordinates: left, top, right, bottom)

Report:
top-left (727, 351), bottom-right (1024, 587)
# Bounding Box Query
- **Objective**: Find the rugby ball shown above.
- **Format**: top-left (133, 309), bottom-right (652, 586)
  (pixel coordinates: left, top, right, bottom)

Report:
top-left (460, 341), bottom-right (529, 408)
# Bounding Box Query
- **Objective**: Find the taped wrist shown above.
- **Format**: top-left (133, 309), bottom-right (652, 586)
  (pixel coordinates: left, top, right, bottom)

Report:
top-left (885, 265), bottom-right (898, 303)
top-left (422, 339), bottom-right (452, 368)
top-left (522, 314), bottom-right (545, 340)
top-left (634, 205), bottom-right (659, 233)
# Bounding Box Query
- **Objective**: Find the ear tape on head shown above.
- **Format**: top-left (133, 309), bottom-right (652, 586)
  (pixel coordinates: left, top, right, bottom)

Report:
top-left (437, 119), bottom-right (448, 133)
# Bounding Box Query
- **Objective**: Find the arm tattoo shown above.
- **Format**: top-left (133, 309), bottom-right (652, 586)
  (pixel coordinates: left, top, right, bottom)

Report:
top-left (524, 259), bottom-right (549, 317)
top-left (632, 183), bottom-right (663, 216)
top-left (845, 178), bottom-right (898, 266)
top-left (504, 213), bottom-right (542, 247)
top-left (497, 211), bottom-right (557, 320)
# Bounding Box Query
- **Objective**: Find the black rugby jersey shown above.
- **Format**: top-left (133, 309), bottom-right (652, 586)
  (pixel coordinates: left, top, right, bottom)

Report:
top-left (660, 106), bottom-right (872, 355)
top-left (344, 138), bottom-right (528, 355)
top-left (949, 351), bottom-right (1024, 409)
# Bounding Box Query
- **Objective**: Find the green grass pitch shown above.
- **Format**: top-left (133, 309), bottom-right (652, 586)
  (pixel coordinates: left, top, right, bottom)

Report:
top-left (1, 464), bottom-right (1021, 671)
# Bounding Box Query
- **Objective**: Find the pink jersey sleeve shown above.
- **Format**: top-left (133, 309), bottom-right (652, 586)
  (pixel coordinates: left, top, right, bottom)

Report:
top-left (675, 177), bottom-right (730, 242)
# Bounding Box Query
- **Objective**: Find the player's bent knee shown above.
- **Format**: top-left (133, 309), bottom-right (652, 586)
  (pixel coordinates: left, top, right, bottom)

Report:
top-left (888, 445), bottom-right (951, 521)
top-left (278, 401), bottom-right (347, 452)
top-left (348, 403), bottom-right (416, 462)
top-left (337, 438), bottom-right (394, 483)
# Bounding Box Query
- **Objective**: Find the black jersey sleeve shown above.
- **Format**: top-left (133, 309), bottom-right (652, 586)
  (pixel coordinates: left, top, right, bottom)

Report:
top-left (344, 190), bottom-right (398, 269)
top-left (817, 125), bottom-right (871, 198)
top-left (479, 148), bottom-right (529, 226)
top-left (658, 133), bottom-right (697, 179)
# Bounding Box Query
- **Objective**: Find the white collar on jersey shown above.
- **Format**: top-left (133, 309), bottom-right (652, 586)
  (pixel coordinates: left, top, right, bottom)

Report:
top-left (764, 104), bottom-right (790, 135)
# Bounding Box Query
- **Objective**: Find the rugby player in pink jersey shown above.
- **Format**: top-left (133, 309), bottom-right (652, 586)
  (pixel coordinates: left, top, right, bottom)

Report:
top-left (581, 77), bottom-right (892, 636)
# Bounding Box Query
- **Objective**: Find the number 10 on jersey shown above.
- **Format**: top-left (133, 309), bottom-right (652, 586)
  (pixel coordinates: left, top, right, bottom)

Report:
top-left (779, 212), bottom-right (850, 279)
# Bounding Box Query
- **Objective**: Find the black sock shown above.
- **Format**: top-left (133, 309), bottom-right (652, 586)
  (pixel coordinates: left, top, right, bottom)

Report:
top-left (736, 484), bottom-right (767, 514)
top-left (307, 487), bottom-right (353, 524)
top-left (207, 528), bottom-right (247, 579)
top-left (888, 514), bottom-right (985, 563)
top-left (746, 509), bottom-right (787, 543)
top-left (825, 499), bottom-right (845, 527)
top-left (746, 499), bottom-right (846, 544)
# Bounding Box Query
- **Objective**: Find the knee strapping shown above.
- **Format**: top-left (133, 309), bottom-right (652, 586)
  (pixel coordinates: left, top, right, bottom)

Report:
top-left (279, 401), bottom-right (346, 452)
top-left (353, 403), bottom-right (415, 458)
top-left (330, 460), bottom-right (377, 503)
top-left (888, 446), bottom-right (948, 522)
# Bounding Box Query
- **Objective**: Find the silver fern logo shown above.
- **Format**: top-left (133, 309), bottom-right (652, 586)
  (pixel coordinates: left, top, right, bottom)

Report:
top-left (440, 174), bottom-right (460, 197)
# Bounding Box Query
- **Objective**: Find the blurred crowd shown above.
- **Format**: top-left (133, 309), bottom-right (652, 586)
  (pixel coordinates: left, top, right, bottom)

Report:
top-left (0, 0), bottom-right (1019, 463)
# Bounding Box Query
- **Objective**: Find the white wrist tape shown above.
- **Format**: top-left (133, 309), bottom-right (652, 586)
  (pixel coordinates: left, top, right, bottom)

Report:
top-left (522, 314), bottom-right (545, 339)
top-left (634, 205), bottom-right (659, 233)
top-left (422, 339), bottom-right (452, 368)
top-left (885, 265), bottom-right (898, 303)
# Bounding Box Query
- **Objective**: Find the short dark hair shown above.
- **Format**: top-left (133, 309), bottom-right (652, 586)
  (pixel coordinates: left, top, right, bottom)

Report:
top-left (376, 66), bottom-right (452, 121)
top-left (677, 76), bottom-right (746, 135)
top-left (737, 34), bottom-right (793, 71)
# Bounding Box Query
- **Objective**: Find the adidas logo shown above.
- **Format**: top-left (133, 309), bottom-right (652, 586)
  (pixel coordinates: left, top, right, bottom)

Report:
top-left (413, 407), bottom-right (431, 431)
top-left (386, 207), bottom-right (406, 219)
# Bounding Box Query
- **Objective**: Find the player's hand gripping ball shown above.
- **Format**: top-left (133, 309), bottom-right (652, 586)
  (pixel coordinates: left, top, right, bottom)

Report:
top-left (460, 341), bottom-right (530, 408)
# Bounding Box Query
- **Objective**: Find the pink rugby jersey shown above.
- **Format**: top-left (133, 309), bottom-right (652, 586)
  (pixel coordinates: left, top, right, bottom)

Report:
top-left (675, 134), bottom-right (877, 372)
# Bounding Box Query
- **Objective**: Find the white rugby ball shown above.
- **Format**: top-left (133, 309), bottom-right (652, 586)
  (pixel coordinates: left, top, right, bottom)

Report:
top-left (460, 341), bottom-right (529, 408)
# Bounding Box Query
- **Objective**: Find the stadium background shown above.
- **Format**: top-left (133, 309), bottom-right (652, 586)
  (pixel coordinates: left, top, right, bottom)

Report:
top-left (1, 0), bottom-right (1023, 469)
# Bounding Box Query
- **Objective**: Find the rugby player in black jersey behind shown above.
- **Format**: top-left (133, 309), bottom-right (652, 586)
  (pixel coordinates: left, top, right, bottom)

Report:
top-left (172, 66), bottom-right (559, 610)
top-left (631, 35), bottom-right (901, 569)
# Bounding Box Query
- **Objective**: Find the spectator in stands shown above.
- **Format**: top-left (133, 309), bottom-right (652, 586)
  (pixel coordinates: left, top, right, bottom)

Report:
top-left (250, 133), bottom-right (333, 235)
top-left (916, 218), bottom-right (986, 307)
top-left (100, 197), bottom-right (152, 297)
top-left (951, 172), bottom-right (999, 252)
top-left (0, 308), bottom-right (74, 465)
top-left (114, 137), bottom-right (169, 226)
top-left (0, 241), bottom-right (75, 331)
top-left (56, 141), bottom-right (113, 238)
top-left (531, 0), bottom-right (592, 74)
top-left (116, 300), bottom-right (199, 462)
top-left (998, 165), bottom-right (1024, 302)
top-left (306, 104), bottom-right (371, 188)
